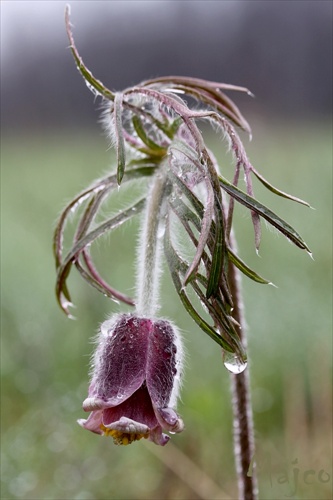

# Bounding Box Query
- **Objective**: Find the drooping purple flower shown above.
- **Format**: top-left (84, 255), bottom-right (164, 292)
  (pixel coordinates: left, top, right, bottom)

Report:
top-left (78, 314), bottom-right (184, 445)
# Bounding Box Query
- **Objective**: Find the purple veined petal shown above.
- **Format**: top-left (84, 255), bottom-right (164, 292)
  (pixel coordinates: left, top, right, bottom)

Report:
top-left (102, 385), bottom-right (159, 429)
top-left (82, 397), bottom-right (109, 411)
top-left (103, 416), bottom-right (150, 436)
top-left (101, 385), bottom-right (168, 445)
top-left (148, 428), bottom-right (170, 446)
top-left (154, 407), bottom-right (184, 434)
top-left (78, 410), bottom-right (103, 435)
top-left (92, 314), bottom-right (151, 405)
top-left (146, 319), bottom-right (182, 408)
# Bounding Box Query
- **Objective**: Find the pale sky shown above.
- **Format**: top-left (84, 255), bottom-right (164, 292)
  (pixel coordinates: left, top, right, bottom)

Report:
top-left (0, 1), bottom-right (241, 69)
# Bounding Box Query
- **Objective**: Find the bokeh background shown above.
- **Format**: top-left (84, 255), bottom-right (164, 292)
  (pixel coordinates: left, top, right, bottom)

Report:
top-left (1, 1), bottom-right (332, 499)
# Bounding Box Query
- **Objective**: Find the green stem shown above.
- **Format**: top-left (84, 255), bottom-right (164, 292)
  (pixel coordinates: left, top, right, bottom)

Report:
top-left (136, 159), bottom-right (168, 316)
top-left (228, 231), bottom-right (258, 500)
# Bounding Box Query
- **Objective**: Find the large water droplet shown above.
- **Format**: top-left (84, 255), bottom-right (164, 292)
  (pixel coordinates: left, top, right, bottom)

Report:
top-left (223, 351), bottom-right (247, 374)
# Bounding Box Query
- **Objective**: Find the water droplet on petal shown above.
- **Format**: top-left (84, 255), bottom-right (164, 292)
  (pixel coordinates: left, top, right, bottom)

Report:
top-left (223, 351), bottom-right (247, 374)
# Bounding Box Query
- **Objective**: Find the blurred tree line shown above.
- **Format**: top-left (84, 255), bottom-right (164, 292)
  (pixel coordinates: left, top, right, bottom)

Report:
top-left (1, 0), bottom-right (332, 132)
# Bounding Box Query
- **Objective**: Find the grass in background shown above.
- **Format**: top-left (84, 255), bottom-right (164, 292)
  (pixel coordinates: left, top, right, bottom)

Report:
top-left (1, 119), bottom-right (332, 499)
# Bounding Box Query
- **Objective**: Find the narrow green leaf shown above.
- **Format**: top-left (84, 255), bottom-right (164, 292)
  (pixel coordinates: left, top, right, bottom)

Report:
top-left (56, 260), bottom-right (73, 314)
top-left (54, 165), bottom-right (155, 273)
top-left (169, 170), bottom-right (226, 297)
top-left (56, 198), bottom-right (146, 315)
top-left (169, 199), bottom-right (219, 291)
top-left (170, 138), bottom-right (199, 164)
top-left (252, 169), bottom-right (311, 207)
top-left (168, 167), bottom-right (215, 286)
top-left (164, 224), bottom-right (234, 352)
top-left (114, 93), bottom-right (126, 185)
top-left (75, 190), bottom-right (110, 242)
top-left (142, 75), bottom-right (252, 133)
top-left (219, 175), bottom-right (310, 252)
top-left (168, 117), bottom-right (183, 136)
top-left (75, 253), bottom-right (135, 306)
top-left (169, 187), bottom-right (267, 296)
top-left (164, 214), bottom-right (245, 355)
top-left (132, 115), bottom-right (166, 154)
top-left (65, 6), bottom-right (114, 101)
top-left (227, 248), bottom-right (271, 285)
top-left (170, 170), bottom-right (204, 217)
top-left (206, 194), bottom-right (225, 299)
top-left (53, 188), bottom-right (97, 270)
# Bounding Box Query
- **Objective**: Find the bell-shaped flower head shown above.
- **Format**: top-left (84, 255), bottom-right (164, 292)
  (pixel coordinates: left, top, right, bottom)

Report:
top-left (78, 314), bottom-right (184, 445)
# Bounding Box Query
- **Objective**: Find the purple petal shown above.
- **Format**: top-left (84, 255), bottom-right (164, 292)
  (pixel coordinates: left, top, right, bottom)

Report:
top-left (92, 314), bottom-right (151, 404)
top-left (155, 407), bottom-right (184, 433)
top-left (146, 320), bottom-right (178, 408)
top-left (103, 416), bottom-right (150, 435)
top-left (78, 410), bottom-right (103, 434)
top-left (148, 427), bottom-right (170, 446)
top-left (102, 385), bottom-right (158, 430)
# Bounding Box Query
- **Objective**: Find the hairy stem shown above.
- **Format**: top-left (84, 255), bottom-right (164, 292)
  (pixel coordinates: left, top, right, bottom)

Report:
top-left (228, 232), bottom-right (258, 500)
top-left (136, 159), bottom-right (168, 316)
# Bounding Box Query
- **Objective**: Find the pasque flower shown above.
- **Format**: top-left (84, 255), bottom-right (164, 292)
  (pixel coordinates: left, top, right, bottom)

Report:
top-left (78, 314), bottom-right (184, 445)
top-left (55, 8), bottom-right (310, 462)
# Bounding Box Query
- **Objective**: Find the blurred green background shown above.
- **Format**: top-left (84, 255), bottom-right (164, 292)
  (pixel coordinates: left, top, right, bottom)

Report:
top-left (1, 2), bottom-right (332, 499)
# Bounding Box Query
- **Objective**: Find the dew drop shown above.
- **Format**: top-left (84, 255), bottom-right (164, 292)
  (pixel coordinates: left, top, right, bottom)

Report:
top-left (223, 351), bottom-right (247, 374)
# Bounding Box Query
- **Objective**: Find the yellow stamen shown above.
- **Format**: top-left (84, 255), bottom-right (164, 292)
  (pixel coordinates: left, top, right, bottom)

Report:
top-left (99, 424), bottom-right (148, 445)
